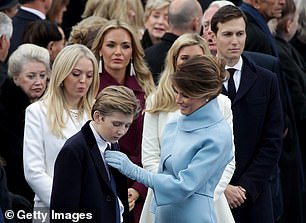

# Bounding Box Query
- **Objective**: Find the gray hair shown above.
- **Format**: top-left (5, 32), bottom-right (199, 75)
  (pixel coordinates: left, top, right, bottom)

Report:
top-left (0, 12), bottom-right (12, 39)
top-left (143, 0), bottom-right (171, 23)
top-left (8, 43), bottom-right (50, 78)
top-left (202, 0), bottom-right (235, 26)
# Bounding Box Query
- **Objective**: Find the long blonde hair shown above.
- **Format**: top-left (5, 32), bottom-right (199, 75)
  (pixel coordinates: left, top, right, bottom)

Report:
top-left (147, 33), bottom-right (210, 114)
top-left (92, 19), bottom-right (154, 98)
top-left (42, 44), bottom-right (100, 138)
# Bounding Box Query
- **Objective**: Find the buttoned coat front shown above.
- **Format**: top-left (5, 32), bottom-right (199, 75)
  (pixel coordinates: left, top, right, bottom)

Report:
top-left (150, 99), bottom-right (234, 223)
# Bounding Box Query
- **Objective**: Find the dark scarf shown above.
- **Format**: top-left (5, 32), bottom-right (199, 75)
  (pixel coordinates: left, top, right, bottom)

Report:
top-left (240, 2), bottom-right (279, 57)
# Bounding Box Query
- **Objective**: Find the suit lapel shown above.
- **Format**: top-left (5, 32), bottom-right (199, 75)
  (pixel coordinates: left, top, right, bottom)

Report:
top-left (233, 62), bottom-right (257, 104)
top-left (228, 56), bottom-right (257, 105)
top-left (90, 145), bottom-right (112, 187)
top-left (81, 121), bottom-right (112, 189)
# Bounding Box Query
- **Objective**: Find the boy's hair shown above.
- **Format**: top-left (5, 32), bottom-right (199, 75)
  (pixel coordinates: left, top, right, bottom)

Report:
top-left (92, 86), bottom-right (140, 119)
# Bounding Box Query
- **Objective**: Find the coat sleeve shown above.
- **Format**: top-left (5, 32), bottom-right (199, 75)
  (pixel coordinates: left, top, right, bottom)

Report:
top-left (214, 95), bottom-right (236, 200)
top-left (141, 95), bottom-right (161, 173)
top-left (23, 104), bottom-right (52, 207)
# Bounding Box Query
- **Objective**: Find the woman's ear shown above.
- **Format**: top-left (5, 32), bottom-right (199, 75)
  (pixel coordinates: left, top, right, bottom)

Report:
top-left (47, 41), bottom-right (54, 52)
top-left (12, 75), bottom-right (19, 86)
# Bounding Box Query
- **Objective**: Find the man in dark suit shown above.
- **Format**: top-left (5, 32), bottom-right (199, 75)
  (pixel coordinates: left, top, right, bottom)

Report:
top-left (50, 86), bottom-right (140, 223)
top-left (144, 0), bottom-right (202, 84)
top-left (8, 0), bottom-right (52, 57)
top-left (211, 6), bottom-right (283, 223)
top-left (201, 2), bottom-right (306, 221)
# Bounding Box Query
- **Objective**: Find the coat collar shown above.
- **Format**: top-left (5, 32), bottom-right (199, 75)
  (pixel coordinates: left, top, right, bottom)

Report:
top-left (177, 98), bottom-right (223, 131)
top-left (81, 121), bottom-right (112, 188)
top-left (161, 32), bottom-right (179, 43)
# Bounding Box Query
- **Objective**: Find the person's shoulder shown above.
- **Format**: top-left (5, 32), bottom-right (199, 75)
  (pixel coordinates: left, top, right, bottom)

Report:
top-left (26, 100), bottom-right (44, 111)
top-left (60, 130), bottom-right (88, 156)
top-left (243, 51), bottom-right (279, 72)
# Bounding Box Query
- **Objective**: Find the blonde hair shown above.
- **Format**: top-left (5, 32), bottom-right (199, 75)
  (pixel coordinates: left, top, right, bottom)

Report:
top-left (147, 33), bottom-right (210, 113)
top-left (128, 0), bottom-right (145, 29)
top-left (46, 0), bottom-right (69, 24)
top-left (83, 0), bottom-right (129, 23)
top-left (42, 44), bottom-right (100, 138)
top-left (143, 0), bottom-right (171, 23)
top-left (68, 16), bottom-right (108, 49)
top-left (92, 85), bottom-right (140, 119)
top-left (92, 19), bottom-right (154, 97)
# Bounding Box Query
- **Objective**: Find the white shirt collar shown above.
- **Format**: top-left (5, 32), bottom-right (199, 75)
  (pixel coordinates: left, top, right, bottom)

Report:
top-left (225, 56), bottom-right (243, 71)
top-left (20, 6), bottom-right (46, 19)
top-left (89, 121), bottom-right (109, 152)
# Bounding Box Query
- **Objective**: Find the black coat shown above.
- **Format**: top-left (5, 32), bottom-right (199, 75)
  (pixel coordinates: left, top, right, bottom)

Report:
top-left (242, 9), bottom-right (277, 57)
top-left (0, 78), bottom-right (34, 203)
top-left (144, 32), bottom-right (178, 84)
top-left (9, 8), bottom-right (41, 57)
top-left (275, 38), bottom-right (306, 207)
top-left (51, 121), bottom-right (130, 223)
top-left (141, 29), bottom-right (153, 50)
top-left (223, 55), bottom-right (283, 223)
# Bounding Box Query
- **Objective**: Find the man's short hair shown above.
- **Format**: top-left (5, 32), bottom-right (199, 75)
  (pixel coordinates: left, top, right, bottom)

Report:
top-left (211, 5), bottom-right (247, 34)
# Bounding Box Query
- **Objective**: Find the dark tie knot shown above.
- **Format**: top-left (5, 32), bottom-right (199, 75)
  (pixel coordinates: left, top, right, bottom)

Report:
top-left (105, 144), bottom-right (111, 151)
top-left (227, 68), bottom-right (236, 76)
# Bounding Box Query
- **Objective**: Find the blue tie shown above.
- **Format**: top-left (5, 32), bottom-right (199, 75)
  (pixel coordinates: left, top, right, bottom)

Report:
top-left (227, 68), bottom-right (236, 102)
top-left (106, 144), bottom-right (120, 223)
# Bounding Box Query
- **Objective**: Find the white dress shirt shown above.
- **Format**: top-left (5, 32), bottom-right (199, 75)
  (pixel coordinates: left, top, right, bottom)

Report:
top-left (89, 122), bottom-right (124, 223)
top-left (225, 56), bottom-right (243, 92)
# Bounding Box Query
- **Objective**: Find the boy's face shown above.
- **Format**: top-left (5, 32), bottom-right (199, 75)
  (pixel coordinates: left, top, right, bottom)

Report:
top-left (93, 111), bottom-right (133, 143)
top-left (214, 17), bottom-right (246, 66)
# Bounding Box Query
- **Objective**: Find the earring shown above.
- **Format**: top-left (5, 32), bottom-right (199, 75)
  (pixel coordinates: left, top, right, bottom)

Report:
top-left (98, 57), bottom-right (103, 74)
top-left (130, 58), bottom-right (136, 76)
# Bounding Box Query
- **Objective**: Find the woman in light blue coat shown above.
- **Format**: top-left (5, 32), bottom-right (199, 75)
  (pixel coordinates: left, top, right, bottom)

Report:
top-left (105, 55), bottom-right (234, 223)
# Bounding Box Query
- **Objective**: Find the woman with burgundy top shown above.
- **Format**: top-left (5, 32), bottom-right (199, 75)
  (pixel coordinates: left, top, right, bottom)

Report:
top-left (92, 19), bottom-right (155, 223)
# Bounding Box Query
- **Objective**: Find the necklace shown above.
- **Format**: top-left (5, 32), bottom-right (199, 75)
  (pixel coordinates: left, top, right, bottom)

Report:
top-left (69, 109), bottom-right (84, 130)
top-left (70, 109), bottom-right (79, 119)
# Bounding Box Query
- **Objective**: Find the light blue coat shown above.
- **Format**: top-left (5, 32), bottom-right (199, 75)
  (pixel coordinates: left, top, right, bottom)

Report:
top-left (151, 98), bottom-right (234, 223)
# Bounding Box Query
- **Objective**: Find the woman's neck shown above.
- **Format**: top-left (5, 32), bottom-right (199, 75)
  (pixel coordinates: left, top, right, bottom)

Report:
top-left (105, 67), bottom-right (126, 84)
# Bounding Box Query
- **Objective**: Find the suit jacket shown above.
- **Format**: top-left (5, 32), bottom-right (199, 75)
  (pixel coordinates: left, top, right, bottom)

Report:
top-left (144, 32), bottom-right (178, 84)
top-left (223, 55), bottom-right (283, 223)
top-left (50, 121), bottom-right (129, 223)
top-left (9, 8), bottom-right (42, 56)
